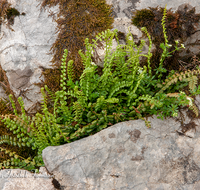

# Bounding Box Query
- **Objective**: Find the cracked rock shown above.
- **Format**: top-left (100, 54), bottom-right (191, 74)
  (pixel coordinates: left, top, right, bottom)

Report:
top-left (43, 106), bottom-right (200, 189)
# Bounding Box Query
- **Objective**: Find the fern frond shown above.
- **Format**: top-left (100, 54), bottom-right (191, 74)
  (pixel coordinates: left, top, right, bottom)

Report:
top-left (108, 80), bottom-right (132, 98)
top-left (0, 147), bottom-right (37, 170)
top-left (189, 104), bottom-right (199, 117)
top-left (105, 98), bottom-right (119, 104)
top-left (95, 96), bottom-right (105, 112)
top-left (67, 60), bottom-right (74, 82)
top-left (73, 102), bottom-right (83, 123)
top-left (135, 94), bottom-right (163, 109)
top-left (161, 5), bottom-right (168, 45)
top-left (157, 69), bottom-right (200, 94)
top-left (44, 85), bottom-right (56, 101)
top-left (141, 117), bottom-right (151, 128)
top-left (127, 66), bottom-right (147, 106)
top-left (166, 92), bottom-right (180, 98)
top-left (141, 27), bottom-right (153, 75)
top-left (189, 75), bottom-right (198, 92)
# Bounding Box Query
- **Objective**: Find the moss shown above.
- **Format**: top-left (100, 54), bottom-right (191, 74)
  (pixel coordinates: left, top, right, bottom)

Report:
top-left (0, 1), bottom-right (21, 26)
top-left (6, 8), bottom-right (20, 25)
top-left (40, 0), bottom-right (114, 92)
top-left (116, 31), bottom-right (126, 41)
top-left (0, 64), bottom-right (21, 113)
top-left (132, 5), bottom-right (200, 76)
top-left (6, 8), bottom-right (20, 19)
top-left (132, 8), bottom-right (155, 29)
top-left (41, 67), bottom-right (61, 93)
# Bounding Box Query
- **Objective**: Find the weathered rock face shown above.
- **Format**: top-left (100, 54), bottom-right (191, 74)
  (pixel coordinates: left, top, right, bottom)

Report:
top-left (108, 0), bottom-right (200, 35)
top-left (0, 167), bottom-right (55, 190)
top-left (107, 0), bottom-right (142, 35)
top-left (0, 0), bottom-right (58, 112)
top-left (42, 100), bottom-right (200, 189)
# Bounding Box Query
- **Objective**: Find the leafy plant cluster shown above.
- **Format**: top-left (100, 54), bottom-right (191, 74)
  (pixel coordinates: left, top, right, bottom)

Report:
top-left (0, 92), bottom-right (65, 171)
top-left (0, 6), bottom-right (200, 171)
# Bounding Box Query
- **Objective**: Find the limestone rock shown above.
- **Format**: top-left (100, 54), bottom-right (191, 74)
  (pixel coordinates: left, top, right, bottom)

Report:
top-left (135, 0), bottom-right (200, 13)
top-left (0, 167), bottom-right (56, 190)
top-left (108, 0), bottom-right (200, 35)
top-left (43, 110), bottom-right (200, 189)
top-left (0, 0), bottom-right (58, 112)
top-left (107, 0), bottom-right (142, 36)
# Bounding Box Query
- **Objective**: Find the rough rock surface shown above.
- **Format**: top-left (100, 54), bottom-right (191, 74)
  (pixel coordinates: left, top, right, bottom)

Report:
top-left (42, 99), bottom-right (200, 190)
top-left (0, 0), bottom-right (58, 112)
top-left (0, 167), bottom-right (55, 190)
top-left (108, 0), bottom-right (200, 35)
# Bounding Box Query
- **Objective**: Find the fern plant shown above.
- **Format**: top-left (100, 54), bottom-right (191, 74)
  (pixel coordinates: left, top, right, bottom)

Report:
top-left (53, 7), bottom-right (199, 141)
top-left (0, 91), bottom-right (65, 170)
top-left (0, 5), bottom-right (200, 171)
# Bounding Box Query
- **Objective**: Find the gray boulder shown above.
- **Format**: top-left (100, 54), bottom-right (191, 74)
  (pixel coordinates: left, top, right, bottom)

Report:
top-left (43, 108), bottom-right (200, 189)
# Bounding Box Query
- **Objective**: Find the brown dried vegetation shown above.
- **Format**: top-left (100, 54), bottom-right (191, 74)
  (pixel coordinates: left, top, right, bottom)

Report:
top-left (0, 0), bottom-right (11, 26)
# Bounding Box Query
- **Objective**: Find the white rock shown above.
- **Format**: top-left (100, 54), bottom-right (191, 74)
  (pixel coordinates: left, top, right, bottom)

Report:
top-left (0, 0), bottom-right (59, 112)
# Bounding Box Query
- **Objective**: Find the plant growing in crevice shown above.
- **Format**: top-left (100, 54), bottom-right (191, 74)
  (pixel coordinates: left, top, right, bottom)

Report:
top-left (52, 6), bottom-right (199, 140)
top-left (0, 91), bottom-right (66, 170)
top-left (1, 6), bottom-right (200, 170)
top-left (132, 4), bottom-right (200, 76)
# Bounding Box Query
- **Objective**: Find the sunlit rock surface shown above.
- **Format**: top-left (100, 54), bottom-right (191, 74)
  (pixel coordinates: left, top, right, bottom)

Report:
top-left (0, 0), bottom-right (58, 112)
top-left (43, 105), bottom-right (200, 189)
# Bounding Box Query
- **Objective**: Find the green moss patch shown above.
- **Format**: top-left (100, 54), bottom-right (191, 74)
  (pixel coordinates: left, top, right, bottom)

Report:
top-left (6, 8), bottom-right (20, 25)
